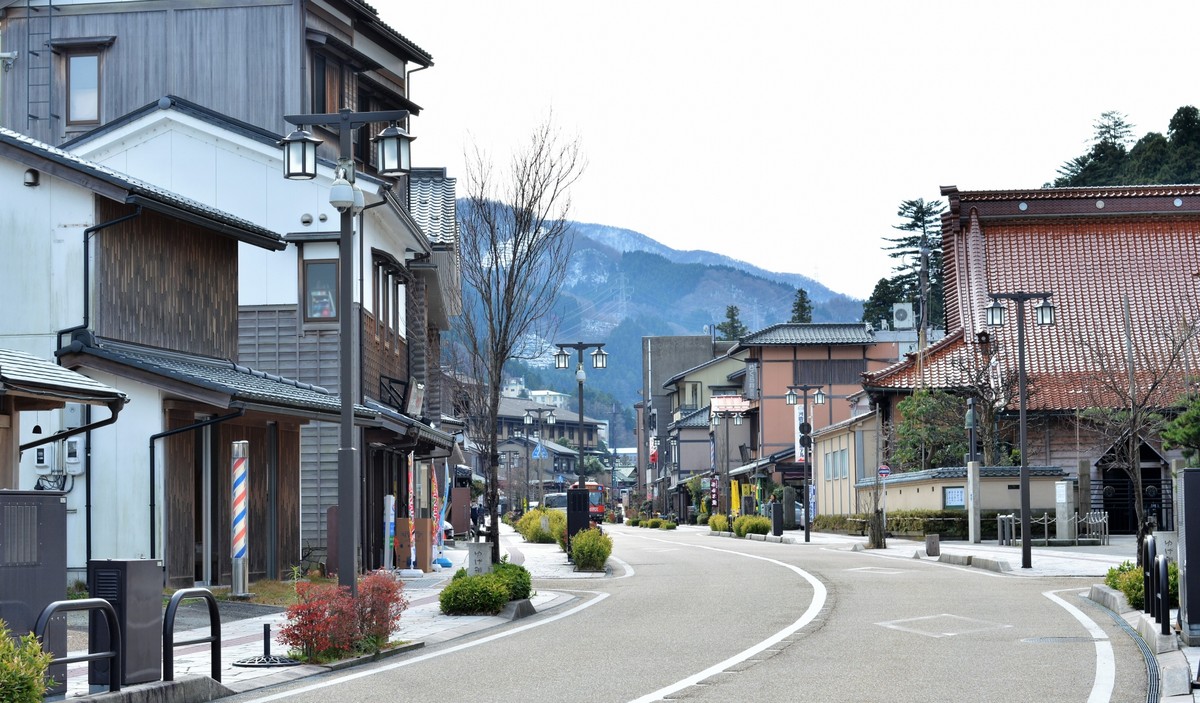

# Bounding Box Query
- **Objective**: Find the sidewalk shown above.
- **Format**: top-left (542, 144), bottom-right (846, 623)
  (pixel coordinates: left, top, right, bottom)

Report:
top-left (57, 523), bottom-right (582, 701)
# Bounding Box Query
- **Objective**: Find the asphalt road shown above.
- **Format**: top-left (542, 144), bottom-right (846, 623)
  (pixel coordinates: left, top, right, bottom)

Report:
top-left (224, 525), bottom-right (1147, 703)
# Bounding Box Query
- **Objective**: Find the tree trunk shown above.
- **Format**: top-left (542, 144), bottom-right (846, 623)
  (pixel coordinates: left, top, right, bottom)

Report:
top-left (868, 509), bottom-right (887, 549)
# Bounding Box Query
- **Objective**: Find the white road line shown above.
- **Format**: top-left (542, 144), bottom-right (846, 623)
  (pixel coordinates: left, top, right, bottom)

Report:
top-left (1045, 588), bottom-right (1114, 703)
top-left (624, 534), bottom-right (827, 703)
top-left (237, 590), bottom-right (610, 703)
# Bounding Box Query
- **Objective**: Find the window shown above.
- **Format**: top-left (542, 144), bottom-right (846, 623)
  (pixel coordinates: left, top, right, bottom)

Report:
top-left (67, 53), bottom-right (100, 125)
top-left (313, 53), bottom-right (346, 113)
top-left (303, 260), bottom-right (338, 322)
top-left (371, 257), bottom-right (406, 343)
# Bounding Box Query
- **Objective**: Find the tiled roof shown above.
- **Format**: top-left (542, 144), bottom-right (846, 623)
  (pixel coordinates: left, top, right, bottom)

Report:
top-left (671, 406), bottom-right (711, 429)
top-left (854, 465), bottom-right (1065, 489)
top-left (0, 348), bottom-right (126, 402)
top-left (409, 169), bottom-right (457, 245)
top-left (878, 185), bottom-right (1200, 412)
top-left (0, 126), bottom-right (284, 251)
top-left (497, 396), bottom-right (604, 425)
top-left (738, 323), bottom-right (875, 347)
top-left (63, 337), bottom-right (365, 417)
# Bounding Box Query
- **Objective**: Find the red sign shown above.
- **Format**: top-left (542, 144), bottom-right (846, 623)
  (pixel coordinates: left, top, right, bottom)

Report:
top-left (878, 465), bottom-right (891, 478)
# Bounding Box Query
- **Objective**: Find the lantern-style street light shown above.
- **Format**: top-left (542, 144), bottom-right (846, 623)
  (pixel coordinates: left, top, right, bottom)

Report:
top-left (786, 384), bottom-right (825, 542)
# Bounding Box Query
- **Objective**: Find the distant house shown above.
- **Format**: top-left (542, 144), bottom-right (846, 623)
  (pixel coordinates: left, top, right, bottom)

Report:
top-left (864, 184), bottom-right (1200, 532)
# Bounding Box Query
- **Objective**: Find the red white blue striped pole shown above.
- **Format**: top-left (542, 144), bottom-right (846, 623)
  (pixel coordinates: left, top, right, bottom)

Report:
top-left (231, 440), bottom-right (249, 596)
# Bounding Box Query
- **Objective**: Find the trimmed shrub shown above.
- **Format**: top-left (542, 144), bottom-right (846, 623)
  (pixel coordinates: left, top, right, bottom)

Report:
top-left (516, 508), bottom-right (565, 543)
top-left (709, 514), bottom-right (729, 532)
top-left (439, 573), bottom-right (510, 615)
top-left (493, 562), bottom-right (532, 601)
top-left (572, 527), bottom-right (612, 571)
top-left (697, 514), bottom-right (710, 526)
top-left (354, 570), bottom-right (409, 654)
top-left (733, 515), bottom-right (771, 537)
top-left (645, 518), bottom-right (662, 529)
top-left (1106, 559), bottom-right (1179, 610)
top-left (658, 521), bottom-right (677, 530)
top-left (628, 518), bottom-right (640, 526)
top-left (0, 619), bottom-right (54, 703)
top-left (279, 582), bottom-right (359, 661)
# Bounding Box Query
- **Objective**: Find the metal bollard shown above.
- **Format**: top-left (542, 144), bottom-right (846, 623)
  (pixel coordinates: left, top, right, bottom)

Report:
top-left (1157, 555), bottom-right (1171, 636)
top-left (1144, 536), bottom-right (1157, 615)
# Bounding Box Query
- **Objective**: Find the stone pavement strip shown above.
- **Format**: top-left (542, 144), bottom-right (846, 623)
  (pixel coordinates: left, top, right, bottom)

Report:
top-left (56, 525), bottom-right (1200, 702)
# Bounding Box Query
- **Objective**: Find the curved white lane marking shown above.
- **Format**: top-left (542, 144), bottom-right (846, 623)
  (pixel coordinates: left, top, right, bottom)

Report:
top-left (239, 590), bottom-right (610, 703)
top-left (624, 534), bottom-right (827, 703)
top-left (1045, 588), bottom-right (1114, 703)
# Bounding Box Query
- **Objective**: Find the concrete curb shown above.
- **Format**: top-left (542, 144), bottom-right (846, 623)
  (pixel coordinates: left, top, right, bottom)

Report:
top-left (971, 556), bottom-right (1012, 573)
top-left (1088, 584), bottom-right (1131, 614)
top-left (1158, 649), bottom-right (1194, 698)
top-left (324, 641), bottom-right (425, 672)
top-left (82, 674), bottom-right (233, 703)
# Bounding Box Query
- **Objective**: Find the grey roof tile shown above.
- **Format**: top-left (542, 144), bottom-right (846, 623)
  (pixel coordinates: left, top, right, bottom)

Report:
top-left (740, 323), bottom-right (876, 346)
top-left (409, 169), bottom-right (458, 245)
top-left (0, 348), bottom-right (125, 401)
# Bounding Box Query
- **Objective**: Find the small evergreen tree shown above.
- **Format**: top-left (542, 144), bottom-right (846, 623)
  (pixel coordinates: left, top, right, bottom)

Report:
top-left (790, 288), bottom-right (813, 323)
top-left (715, 305), bottom-right (749, 340)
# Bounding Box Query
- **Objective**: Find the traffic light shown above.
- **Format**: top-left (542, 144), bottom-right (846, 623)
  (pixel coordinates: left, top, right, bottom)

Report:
top-left (798, 421), bottom-right (812, 449)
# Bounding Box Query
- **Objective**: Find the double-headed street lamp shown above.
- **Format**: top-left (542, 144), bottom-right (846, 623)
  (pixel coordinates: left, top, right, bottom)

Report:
top-left (710, 406), bottom-right (744, 529)
top-left (986, 291), bottom-right (1056, 569)
top-left (786, 384), bottom-right (825, 543)
top-left (555, 342), bottom-right (607, 546)
top-left (524, 408), bottom-right (556, 504)
top-left (280, 108), bottom-right (413, 593)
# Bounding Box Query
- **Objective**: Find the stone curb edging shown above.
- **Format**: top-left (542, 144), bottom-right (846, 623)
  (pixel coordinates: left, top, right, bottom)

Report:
top-left (324, 641), bottom-right (425, 672)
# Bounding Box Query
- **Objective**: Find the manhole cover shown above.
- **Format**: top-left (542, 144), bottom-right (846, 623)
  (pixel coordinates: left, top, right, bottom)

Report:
top-left (233, 655), bottom-right (302, 668)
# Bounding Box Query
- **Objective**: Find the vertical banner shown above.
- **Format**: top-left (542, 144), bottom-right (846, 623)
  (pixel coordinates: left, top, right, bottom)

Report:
top-left (793, 403), bottom-right (806, 459)
top-left (431, 461), bottom-right (443, 553)
top-left (408, 454), bottom-right (416, 569)
top-left (382, 495), bottom-right (395, 570)
top-left (730, 480), bottom-right (741, 518)
top-left (230, 440), bottom-right (249, 596)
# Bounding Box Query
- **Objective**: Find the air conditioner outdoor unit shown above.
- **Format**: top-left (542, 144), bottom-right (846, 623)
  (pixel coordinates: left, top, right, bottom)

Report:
top-left (892, 303), bottom-right (914, 330)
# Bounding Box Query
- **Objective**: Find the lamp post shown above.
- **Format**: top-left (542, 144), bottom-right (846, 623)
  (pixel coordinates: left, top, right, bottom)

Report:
top-left (525, 408), bottom-right (556, 504)
top-left (669, 435), bottom-right (679, 520)
top-left (280, 108), bottom-right (413, 594)
top-left (986, 292), bottom-right (1056, 569)
top-left (710, 407), bottom-right (743, 530)
top-left (555, 342), bottom-right (607, 547)
top-left (786, 384), bottom-right (826, 543)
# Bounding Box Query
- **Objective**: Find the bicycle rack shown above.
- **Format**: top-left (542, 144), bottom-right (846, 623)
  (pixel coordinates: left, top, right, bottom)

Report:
top-left (34, 598), bottom-right (123, 694)
top-left (162, 588), bottom-right (221, 682)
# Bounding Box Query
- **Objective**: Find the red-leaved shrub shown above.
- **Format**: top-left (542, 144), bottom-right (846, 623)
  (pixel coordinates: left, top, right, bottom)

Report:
top-left (279, 571), bottom-right (408, 661)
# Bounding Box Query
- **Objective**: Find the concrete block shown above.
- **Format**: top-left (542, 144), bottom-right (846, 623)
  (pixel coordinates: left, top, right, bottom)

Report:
top-left (84, 674), bottom-right (233, 703)
top-left (851, 543), bottom-right (865, 552)
top-left (913, 550), bottom-right (925, 559)
top-left (1158, 650), bottom-right (1194, 697)
top-left (938, 553), bottom-right (972, 566)
top-left (971, 557), bottom-right (1011, 573)
top-left (1087, 584), bottom-right (1132, 614)
top-left (501, 598), bottom-right (537, 620)
top-left (1135, 612), bottom-right (1179, 654)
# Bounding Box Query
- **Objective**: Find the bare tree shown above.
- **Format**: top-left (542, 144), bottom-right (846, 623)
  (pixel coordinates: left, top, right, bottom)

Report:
top-left (945, 336), bottom-right (1024, 466)
top-left (451, 119), bottom-right (585, 562)
top-left (1075, 307), bottom-right (1198, 564)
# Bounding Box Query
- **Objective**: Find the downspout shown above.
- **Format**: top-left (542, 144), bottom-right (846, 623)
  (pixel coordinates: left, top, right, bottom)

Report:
top-left (55, 206), bottom-right (144, 351)
top-left (148, 408), bottom-right (245, 560)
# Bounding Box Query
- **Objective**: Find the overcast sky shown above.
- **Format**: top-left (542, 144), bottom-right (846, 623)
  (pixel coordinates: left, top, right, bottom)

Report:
top-left (386, 1), bottom-right (1200, 300)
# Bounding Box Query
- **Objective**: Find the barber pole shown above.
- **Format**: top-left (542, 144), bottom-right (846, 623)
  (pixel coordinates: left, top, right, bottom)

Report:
top-left (231, 441), bottom-right (249, 596)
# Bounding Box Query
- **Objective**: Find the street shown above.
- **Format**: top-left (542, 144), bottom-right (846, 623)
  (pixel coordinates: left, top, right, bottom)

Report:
top-left (225, 525), bottom-right (1147, 703)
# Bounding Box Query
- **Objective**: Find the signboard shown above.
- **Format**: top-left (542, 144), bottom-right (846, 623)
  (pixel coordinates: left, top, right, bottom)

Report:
top-left (793, 404), bottom-right (807, 458)
top-left (711, 395), bottom-right (750, 414)
top-left (944, 486), bottom-right (966, 510)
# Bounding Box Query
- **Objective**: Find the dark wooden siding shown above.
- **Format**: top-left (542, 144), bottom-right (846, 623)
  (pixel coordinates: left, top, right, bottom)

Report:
top-left (239, 306), bottom-right (341, 552)
top-left (165, 409), bottom-right (196, 590)
top-left (363, 310), bottom-right (409, 408)
top-left (0, 2), bottom-right (300, 145)
top-left (94, 200), bottom-right (237, 358)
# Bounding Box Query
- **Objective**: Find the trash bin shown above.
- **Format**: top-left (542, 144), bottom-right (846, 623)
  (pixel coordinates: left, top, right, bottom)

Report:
top-left (924, 534), bottom-right (940, 557)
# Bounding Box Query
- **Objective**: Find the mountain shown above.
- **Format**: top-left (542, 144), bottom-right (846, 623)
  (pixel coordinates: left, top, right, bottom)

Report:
top-left (498, 217), bottom-right (865, 445)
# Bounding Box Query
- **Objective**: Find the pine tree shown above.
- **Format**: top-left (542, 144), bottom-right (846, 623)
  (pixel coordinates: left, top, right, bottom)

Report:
top-left (790, 288), bottom-right (813, 323)
top-left (715, 305), bottom-right (749, 340)
top-left (881, 198), bottom-right (945, 330)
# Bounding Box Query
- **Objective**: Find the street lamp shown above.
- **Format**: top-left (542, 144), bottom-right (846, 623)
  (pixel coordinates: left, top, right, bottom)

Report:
top-left (987, 291), bottom-right (1056, 569)
top-left (525, 408), bottom-right (556, 504)
top-left (280, 108), bottom-right (413, 594)
top-left (669, 435), bottom-right (679, 520)
top-left (710, 407), bottom-right (744, 530)
top-left (555, 342), bottom-right (607, 547)
top-left (786, 384), bottom-right (825, 543)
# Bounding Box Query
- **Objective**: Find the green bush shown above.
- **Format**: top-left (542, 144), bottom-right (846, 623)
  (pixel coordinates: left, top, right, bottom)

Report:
top-left (516, 508), bottom-right (565, 543)
top-left (572, 527), bottom-right (612, 571)
top-left (439, 573), bottom-right (510, 615)
top-left (0, 619), bottom-right (54, 703)
top-left (697, 514), bottom-right (709, 526)
top-left (709, 514), bottom-right (729, 532)
top-left (658, 521), bottom-right (677, 530)
top-left (646, 518), bottom-right (662, 529)
top-left (628, 518), bottom-right (640, 526)
top-left (493, 562), bottom-right (532, 601)
top-left (733, 515), bottom-right (771, 537)
top-left (1106, 560), bottom-right (1179, 610)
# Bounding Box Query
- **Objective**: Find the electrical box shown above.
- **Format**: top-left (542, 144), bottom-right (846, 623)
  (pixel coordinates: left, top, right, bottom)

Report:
top-left (33, 444), bottom-right (56, 475)
top-left (89, 559), bottom-right (164, 686)
top-left (62, 402), bottom-right (84, 430)
top-left (63, 437), bottom-right (84, 475)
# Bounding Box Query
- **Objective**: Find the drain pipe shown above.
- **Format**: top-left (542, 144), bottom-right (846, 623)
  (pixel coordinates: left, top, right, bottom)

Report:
top-left (55, 206), bottom-right (144, 351)
top-left (148, 409), bottom-right (245, 559)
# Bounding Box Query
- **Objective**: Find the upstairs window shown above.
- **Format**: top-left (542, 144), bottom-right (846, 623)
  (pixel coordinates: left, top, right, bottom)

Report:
top-left (303, 260), bottom-right (338, 323)
top-left (313, 53), bottom-right (347, 114)
top-left (66, 53), bottom-right (100, 125)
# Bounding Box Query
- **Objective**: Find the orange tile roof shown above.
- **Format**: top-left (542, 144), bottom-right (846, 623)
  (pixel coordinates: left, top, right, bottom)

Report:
top-left (868, 186), bottom-right (1200, 411)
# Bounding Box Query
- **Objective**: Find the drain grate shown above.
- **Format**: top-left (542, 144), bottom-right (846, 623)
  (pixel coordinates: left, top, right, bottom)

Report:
top-left (233, 624), bottom-right (302, 668)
